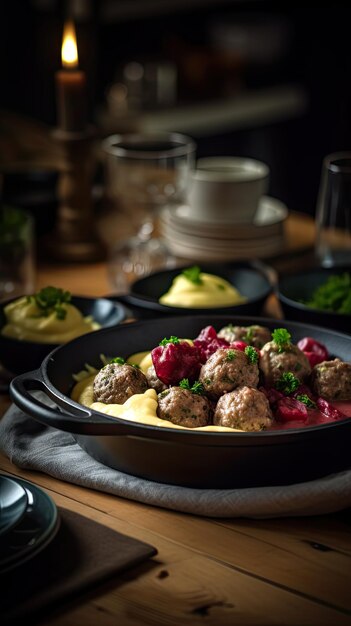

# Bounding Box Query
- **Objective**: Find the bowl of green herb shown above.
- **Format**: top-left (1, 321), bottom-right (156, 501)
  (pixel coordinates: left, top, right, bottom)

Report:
top-left (277, 267), bottom-right (351, 334)
top-left (0, 287), bottom-right (129, 374)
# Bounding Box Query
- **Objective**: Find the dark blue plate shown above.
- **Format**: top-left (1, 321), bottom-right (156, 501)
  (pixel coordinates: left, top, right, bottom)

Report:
top-left (0, 476), bottom-right (59, 574)
top-left (0, 475), bottom-right (28, 536)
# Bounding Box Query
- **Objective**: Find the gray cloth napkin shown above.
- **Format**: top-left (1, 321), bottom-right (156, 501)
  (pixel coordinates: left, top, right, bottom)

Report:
top-left (1, 401), bottom-right (351, 519)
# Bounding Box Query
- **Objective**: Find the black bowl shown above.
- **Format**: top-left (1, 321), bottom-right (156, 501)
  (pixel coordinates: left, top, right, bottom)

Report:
top-left (0, 296), bottom-right (128, 375)
top-left (112, 262), bottom-right (273, 318)
top-left (277, 267), bottom-right (351, 334)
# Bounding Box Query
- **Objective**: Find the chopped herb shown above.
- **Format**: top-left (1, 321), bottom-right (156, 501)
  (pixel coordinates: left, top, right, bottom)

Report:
top-left (304, 272), bottom-right (351, 314)
top-left (159, 336), bottom-right (180, 346)
top-left (28, 286), bottom-right (71, 321)
top-left (182, 265), bottom-right (203, 285)
top-left (275, 372), bottom-right (300, 395)
top-left (110, 356), bottom-right (126, 365)
top-left (217, 283), bottom-right (225, 291)
top-left (226, 349), bottom-right (236, 361)
top-left (204, 378), bottom-right (212, 385)
top-left (296, 394), bottom-right (317, 408)
top-left (272, 328), bottom-right (291, 353)
top-left (245, 345), bottom-right (259, 364)
top-left (243, 326), bottom-right (254, 343)
top-left (179, 378), bottom-right (204, 395)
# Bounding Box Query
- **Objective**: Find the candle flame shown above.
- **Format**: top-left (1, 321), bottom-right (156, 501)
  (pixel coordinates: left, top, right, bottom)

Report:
top-left (61, 20), bottom-right (78, 68)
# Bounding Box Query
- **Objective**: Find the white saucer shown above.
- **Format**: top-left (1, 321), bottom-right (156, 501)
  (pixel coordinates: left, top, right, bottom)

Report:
top-left (165, 235), bottom-right (285, 261)
top-left (160, 196), bottom-right (288, 240)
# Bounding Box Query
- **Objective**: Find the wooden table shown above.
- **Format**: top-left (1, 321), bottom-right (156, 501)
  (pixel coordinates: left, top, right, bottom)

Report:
top-left (1, 218), bottom-right (351, 626)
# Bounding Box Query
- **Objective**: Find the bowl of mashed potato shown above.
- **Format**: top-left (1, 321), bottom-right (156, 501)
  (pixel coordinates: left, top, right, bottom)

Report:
top-left (112, 262), bottom-right (272, 318)
top-left (0, 286), bottom-right (128, 374)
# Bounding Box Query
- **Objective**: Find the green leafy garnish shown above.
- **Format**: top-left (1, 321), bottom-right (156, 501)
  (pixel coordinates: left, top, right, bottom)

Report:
top-left (179, 379), bottom-right (204, 395)
top-left (110, 357), bottom-right (126, 365)
top-left (225, 349), bottom-right (236, 361)
top-left (296, 394), bottom-right (316, 408)
top-left (243, 326), bottom-right (254, 344)
top-left (245, 345), bottom-right (259, 364)
top-left (275, 372), bottom-right (300, 395)
top-left (28, 286), bottom-right (71, 321)
top-left (159, 336), bottom-right (180, 346)
top-left (304, 273), bottom-right (351, 314)
top-left (272, 328), bottom-right (291, 353)
top-left (182, 265), bottom-right (203, 285)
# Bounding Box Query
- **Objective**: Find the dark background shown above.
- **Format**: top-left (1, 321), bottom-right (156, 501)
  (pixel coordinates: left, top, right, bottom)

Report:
top-left (1, 0), bottom-right (350, 219)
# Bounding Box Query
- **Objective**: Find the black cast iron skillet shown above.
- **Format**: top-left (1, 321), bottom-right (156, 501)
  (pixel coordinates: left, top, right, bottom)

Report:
top-left (10, 315), bottom-right (351, 489)
top-left (111, 262), bottom-right (273, 318)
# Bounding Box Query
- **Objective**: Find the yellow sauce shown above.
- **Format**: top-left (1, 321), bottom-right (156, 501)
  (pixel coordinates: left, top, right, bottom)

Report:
top-left (72, 375), bottom-right (242, 432)
top-left (1, 297), bottom-right (100, 344)
top-left (159, 272), bottom-right (247, 308)
top-left (127, 351), bottom-right (152, 372)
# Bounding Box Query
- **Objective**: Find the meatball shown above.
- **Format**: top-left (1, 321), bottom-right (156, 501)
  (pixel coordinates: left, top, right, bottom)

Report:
top-left (214, 386), bottom-right (273, 431)
top-left (310, 358), bottom-right (351, 400)
top-left (199, 347), bottom-right (259, 399)
top-left (145, 365), bottom-right (167, 394)
top-left (218, 324), bottom-right (271, 349)
top-left (93, 363), bottom-right (148, 404)
top-left (260, 341), bottom-right (311, 387)
top-left (157, 387), bottom-right (212, 428)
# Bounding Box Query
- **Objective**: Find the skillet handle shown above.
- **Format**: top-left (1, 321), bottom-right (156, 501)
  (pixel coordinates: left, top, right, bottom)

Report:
top-left (9, 369), bottom-right (133, 435)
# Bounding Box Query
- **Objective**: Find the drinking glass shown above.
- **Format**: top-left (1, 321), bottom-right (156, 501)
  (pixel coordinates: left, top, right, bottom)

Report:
top-left (315, 152), bottom-right (351, 267)
top-left (102, 132), bottom-right (196, 292)
top-left (0, 207), bottom-right (35, 301)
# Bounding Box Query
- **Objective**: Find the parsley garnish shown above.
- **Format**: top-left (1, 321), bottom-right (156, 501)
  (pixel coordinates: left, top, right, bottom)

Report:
top-left (272, 328), bottom-right (291, 353)
top-left (243, 326), bottom-right (254, 344)
top-left (296, 394), bottom-right (316, 408)
top-left (182, 265), bottom-right (203, 285)
top-left (28, 286), bottom-right (71, 321)
top-left (226, 349), bottom-right (236, 361)
top-left (245, 345), bottom-right (258, 364)
top-left (275, 372), bottom-right (300, 395)
top-left (159, 336), bottom-right (180, 346)
top-left (179, 379), bottom-right (204, 395)
top-left (110, 357), bottom-right (126, 365)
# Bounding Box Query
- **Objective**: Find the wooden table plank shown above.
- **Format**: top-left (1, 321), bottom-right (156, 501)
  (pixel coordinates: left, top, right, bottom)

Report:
top-left (1, 463), bottom-right (349, 626)
top-left (1, 456), bottom-right (351, 624)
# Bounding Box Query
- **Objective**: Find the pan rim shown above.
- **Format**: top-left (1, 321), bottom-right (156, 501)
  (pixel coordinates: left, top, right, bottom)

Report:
top-left (40, 314), bottom-right (351, 442)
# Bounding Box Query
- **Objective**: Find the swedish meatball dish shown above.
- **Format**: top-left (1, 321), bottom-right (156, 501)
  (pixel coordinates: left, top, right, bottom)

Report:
top-left (72, 323), bottom-right (351, 433)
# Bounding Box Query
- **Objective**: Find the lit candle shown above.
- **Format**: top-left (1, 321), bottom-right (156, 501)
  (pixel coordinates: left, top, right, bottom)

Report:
top-left (55, 20), bottom-right (87, 132)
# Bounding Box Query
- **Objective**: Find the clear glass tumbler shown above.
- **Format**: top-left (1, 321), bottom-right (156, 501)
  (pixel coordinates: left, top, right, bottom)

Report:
top-left (315, 152), bottom-right (351, 267)
top-left (102, 132), bottom-right (196, 292)
top-left (0, 207), bottom-right (35, 301)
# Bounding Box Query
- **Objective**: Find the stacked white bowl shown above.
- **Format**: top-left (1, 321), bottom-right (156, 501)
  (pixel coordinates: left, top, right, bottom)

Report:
top-left (159, 157), bottom-right (288, 261)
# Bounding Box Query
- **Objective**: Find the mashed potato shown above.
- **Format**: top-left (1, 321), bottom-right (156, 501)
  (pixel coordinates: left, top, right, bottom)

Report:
top-left (2, 296), bottom-right (99, 343)
top-left (159, 270), bottom-right (247, 308)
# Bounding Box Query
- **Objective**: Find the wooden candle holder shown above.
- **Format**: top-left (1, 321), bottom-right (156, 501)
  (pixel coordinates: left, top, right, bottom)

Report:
top-left (46, 127), bottom-right (104, 262)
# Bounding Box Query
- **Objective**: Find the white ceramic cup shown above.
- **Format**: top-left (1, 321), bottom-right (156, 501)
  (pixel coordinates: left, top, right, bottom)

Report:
top-left (186, 156), bottom-right (270, 223)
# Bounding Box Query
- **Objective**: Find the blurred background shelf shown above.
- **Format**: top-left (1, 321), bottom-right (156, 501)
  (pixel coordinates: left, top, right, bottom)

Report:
top-left (100, 84), bottom-right (308, 137)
